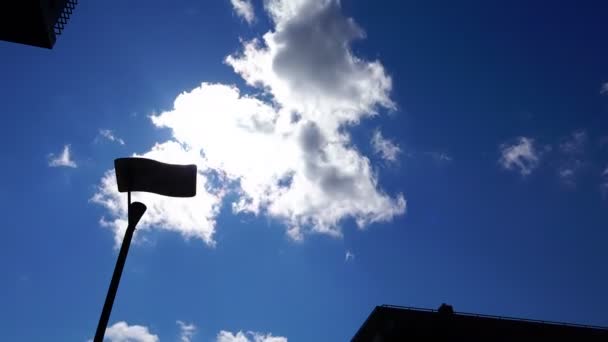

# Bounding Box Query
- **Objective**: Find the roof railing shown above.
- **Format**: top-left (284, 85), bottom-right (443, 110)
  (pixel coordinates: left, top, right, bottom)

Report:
top-left (54, 0), bottom-right (78, 36)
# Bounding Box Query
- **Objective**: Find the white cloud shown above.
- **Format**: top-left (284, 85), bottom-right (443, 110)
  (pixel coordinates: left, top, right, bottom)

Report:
top-left (91, 141), bottom-right (223, 247)
top-left (92, 321), bottom-right (285, 342)
top-left (103, 321), bottom-right (159, 342)
top-left (99, 129), bottom-right (125, 145)
top-left (177, 321), bottom-right (197, 342)
top-left (92, 320), bottom-right (287, 342)
top-left (225, 0), bottom-right (395, 130)
top-left (600, 82), bottom-right (608, 95)
top-left (499, 137), bottom-right (540, 176)
top-left (559, 130), bottom-right (587, 154)
top-left (94, 0), bottom-right (405, 244)
top-left (230, 0), bottom-right (255, 24)
top-left (217, 330), bottom-right (287, 342)
top-left (345, 250), bottom-right (355, 262)
top-left (48, 144), bottom-right (77, 168)
top-left (371, 130), bottom-right (401, 162)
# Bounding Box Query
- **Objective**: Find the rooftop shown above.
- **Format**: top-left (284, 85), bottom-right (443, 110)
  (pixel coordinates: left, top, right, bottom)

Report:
top-left (352, 304), bottom-right (608, 341)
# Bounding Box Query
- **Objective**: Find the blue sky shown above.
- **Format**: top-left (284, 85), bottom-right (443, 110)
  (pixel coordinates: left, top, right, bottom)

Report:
top-left (2, 0), bottom-right (608, 341)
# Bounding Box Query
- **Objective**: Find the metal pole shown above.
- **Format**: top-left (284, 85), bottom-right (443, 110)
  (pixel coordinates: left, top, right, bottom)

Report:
top-left (94, 192), bottom-right (144, 342)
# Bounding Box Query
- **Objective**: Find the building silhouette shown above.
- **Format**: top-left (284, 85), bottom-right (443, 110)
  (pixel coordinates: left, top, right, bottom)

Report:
top-left (352, 304), bottom-right (608, 341)
top-left (1, 0), bottom-right (78, 49)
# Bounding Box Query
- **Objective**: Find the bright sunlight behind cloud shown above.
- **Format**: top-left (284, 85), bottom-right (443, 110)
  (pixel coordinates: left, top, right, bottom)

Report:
top-left (94, 0), bottom-right (405, 245)
top-left (92, 141), bottom-right (222, 247)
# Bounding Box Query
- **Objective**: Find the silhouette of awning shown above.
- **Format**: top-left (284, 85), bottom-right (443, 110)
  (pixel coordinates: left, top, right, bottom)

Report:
top-left (114, 158), bottom-right (196, 197)
top-left (0, 0), bottom-right (78, 49)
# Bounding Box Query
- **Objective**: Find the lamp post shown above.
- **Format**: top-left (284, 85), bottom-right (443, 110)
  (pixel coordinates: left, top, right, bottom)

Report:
top-left (93, 158), bottom-right (197, 342)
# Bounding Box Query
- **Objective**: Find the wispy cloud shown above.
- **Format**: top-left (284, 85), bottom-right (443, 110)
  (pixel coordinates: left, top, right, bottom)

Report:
top-left (177, 321), bottom-right (196, 342)
top-left (602, 167), bottom-right (608, 196)
top-left (48, 145), bottom-right (77, 168)
top-left (371, 130), bottom-right (401, 162)
top-left (345, 250), bottom-right (355, 262)
top-left (600, 82), bottom-right (608, 95)
top-left (95, 0), bottom-right (405, 245)
top-left (427, 151), bottom-right (453, 163)
top-left (99, 129), bottom-right (125, 145)
top-left (556, 130), bottom-right (588, 186)
top-left (217, 330), bottom-right (287, 342)
top-left (557, 163), bottom-right (582, 187)
top-left (102, 321), bottom-right (159, 342)
top-left (230, 0), bottom-right (255, 24)
top-left (558, 167), bottom-right (575, 181)
top-left (499, 137), bottom-right (540, 176)
top-left (559, 129), bottom-right (586, 154)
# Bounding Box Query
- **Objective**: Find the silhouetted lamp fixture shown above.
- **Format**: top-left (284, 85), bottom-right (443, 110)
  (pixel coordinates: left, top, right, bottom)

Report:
top-left (93, 158), bottom-right (196, 342)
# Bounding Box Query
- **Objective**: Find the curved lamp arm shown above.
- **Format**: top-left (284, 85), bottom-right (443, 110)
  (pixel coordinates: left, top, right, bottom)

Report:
top-left (93, 201), bottom-right (146, 342)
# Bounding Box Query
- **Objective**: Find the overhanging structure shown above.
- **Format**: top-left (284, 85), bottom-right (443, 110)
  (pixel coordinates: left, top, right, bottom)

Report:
top-left (0, 0), bottom-right (78, 48)
top-left (352, 304), bottom-right (608, 341)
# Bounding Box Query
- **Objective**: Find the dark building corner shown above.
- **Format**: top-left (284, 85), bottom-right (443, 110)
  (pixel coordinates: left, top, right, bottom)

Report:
top-left (0, 0), bottom-right (78, 49)
top-left (352, 304), bottom-right (608, 341)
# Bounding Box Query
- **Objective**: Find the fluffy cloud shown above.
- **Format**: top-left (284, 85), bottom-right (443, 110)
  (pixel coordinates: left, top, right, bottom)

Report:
top-left (48, 144), bottom-right (77, 168)
top-left (94, 321), bottom-right (284, 342)
top-left (226, 0), bottom-right (394, 131)
top-left (217, 330), bottom-right (287, 342)
top-left (99, 129), bottom-right (125, 145)
top-left (103, 321), bottom-right (159, 342)
top-left (177, 321), bottom-right (197, 342)
top-left (94, 0), bottom-right (404, 244)
top-left (499, 137), bottom-right (540, 176)
top-left (91, 141), bottom-right (223, 247)
top-left (230, 0), bottom-right (255, 24)
top-left (371, 130), bottom-right (401, 162)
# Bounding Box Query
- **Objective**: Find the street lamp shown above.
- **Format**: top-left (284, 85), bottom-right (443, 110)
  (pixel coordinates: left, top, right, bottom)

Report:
top-left (93, 157), bottom-right (197, 342)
